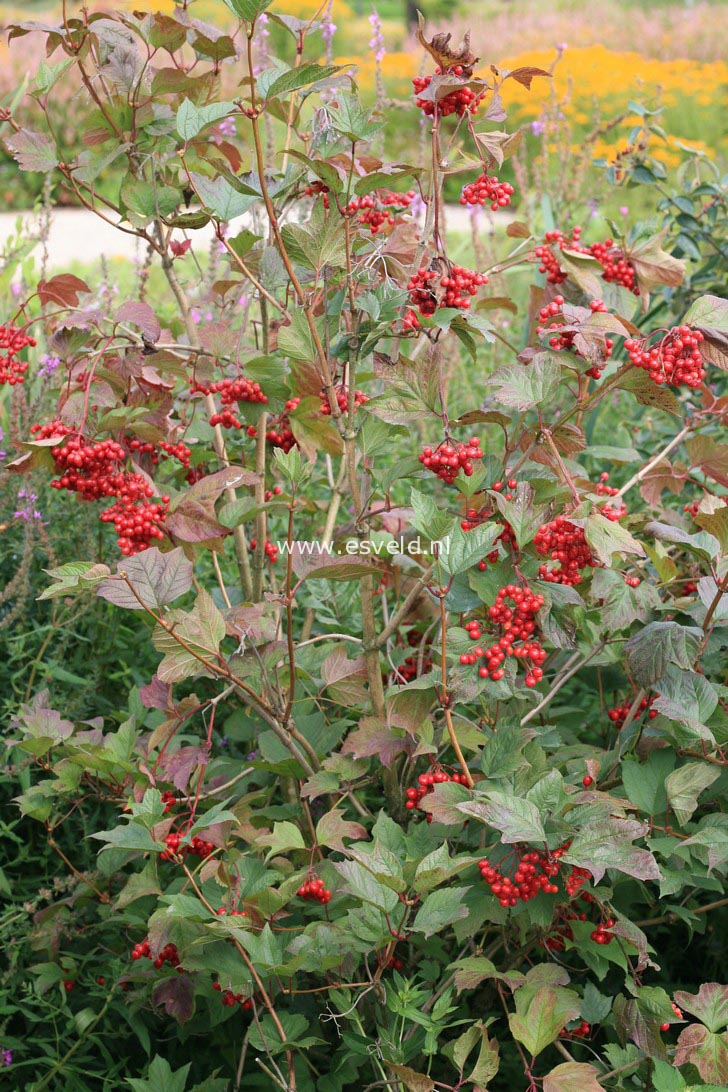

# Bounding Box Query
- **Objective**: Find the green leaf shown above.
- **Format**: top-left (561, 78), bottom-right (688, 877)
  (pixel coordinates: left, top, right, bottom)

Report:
top-left (176, 99), bottom-right (236, 140)
top-left (621, 751), bottom-right (676, 816)
top-left (440, 523), bottom-right (501, 577)
top-left (458, 792), bottom-right (546, 843)
top-left (589, 567), bottom-right (661, 630)
top-left (490, 354), bottom-right (561, 410)
top-left (509, 985), bottom-right (581, 1056)
top-left (493, 484), bottom-right (546, 548)
top-left (259, 820), bottom-right (306, 860)
top-left (220, 0), bottom-right (273, 22)
top-left (152, 591), bottom-right (226, 683)
top-left (624, 621), bottom-right (702, 686)
top-left (333, 859), bottom-right (399, 913)
top-left (38, 561), bottom-right (111, 601)
top-left (92, 821), bottom-right (161, 854)
top-left (682, 294), bottom-right (728, 332)
top-left (584, 512), bottom-right (645, 566)
top-left (277, 308), bottom-right (326, 364)
top-left (121, 177), bottom-right (180, 225)
top-left (652, 667), bottom-right (719, 740)
top-left (190, 171), bottom-right (259, 220)
top-left (645, 520), bottom-right (720, 563)
top-left (581, 982), bottom-right (612, 1024)
top-left (665, 763), bottom-right (721, 826)
top-left (693, 497), bottom-right (728, 553)
top-left (412, 887), bottom-right (471, 937)
top-left (327, 94), bottom-right (384, 141)
top-left (266, 63), bottom-right (342, 100)
top-left (238, 923), bottom-right (284, 972)
top-left (280, 204), bottom-right (346, 270)
top-left (410, 487), bottom-right (455, 543)
top-left (126, 1056), bottom-right (191, 1092)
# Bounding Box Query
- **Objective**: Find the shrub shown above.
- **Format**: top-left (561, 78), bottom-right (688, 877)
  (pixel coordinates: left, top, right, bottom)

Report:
top-left (1, 3), bottom-right (728, 1090)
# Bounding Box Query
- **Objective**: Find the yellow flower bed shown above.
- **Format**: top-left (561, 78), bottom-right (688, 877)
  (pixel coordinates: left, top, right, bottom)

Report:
top-left (494, 44), bottom-right (728, 114)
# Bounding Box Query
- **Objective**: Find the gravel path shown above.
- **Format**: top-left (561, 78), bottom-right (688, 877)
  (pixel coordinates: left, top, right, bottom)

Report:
top-left (0, 204), bottom-right (506, 269)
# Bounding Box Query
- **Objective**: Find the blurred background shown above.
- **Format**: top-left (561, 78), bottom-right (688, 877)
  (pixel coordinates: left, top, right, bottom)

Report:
top-left (0, 0), bottom-right (725, 217)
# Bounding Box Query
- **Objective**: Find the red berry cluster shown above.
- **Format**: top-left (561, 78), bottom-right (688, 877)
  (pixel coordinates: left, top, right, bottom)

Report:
top-left (31, 422), bottom-right (170, 556)
top-left (535, 516), bottom-right (597, 586)
top-left (418, 437), bottom-right (483, 484)
top-left (534, 227), bottom-right (583, 284)
top-left (402, 308), bottom-right (421, 332)
top-left (542, 899), bottom-right (591, 952)
top-left (265, 485), bottom-right (283, 500)
top-left (297, 876), bottom-right (332, 904)
top-left (250, 538), bottom-right (279, 563)
top-left (588, 238), bottom-right (638, 294)
top-left (460, 172), bottom-right (514, 211)
top-left (560, 1021), bottom-right (591, 1039)
top-left (192, 376), bottom-right (268, 429)
top-left (386, 953), bottom-right (404, 971)
top-left (478, 845), bottom-right (575, 907)
top-left (608, 692), bottom-right (657, 730)
top-left (0, 322), bottom-right (35, 385)
top-left (682, 580), bottom-right (698, 594)
top-left (463, 585), bottom-right (546, 686)
top-left (161, 790), bottom-right (177, 814)
top-left (304, 181), bottom-right (330, 209)
top-left (660, 1002), bottom-right (684, 1031)
top-left (413, 66), bottom-right (485, 117)
top-left (62, 979), bottom-right (75, 993)
top-left (127, 437), bottom-right (191, 469)
top-left (265, 397), bottom-right (300, 452)
top-left (346, 190), bottom-right (415, 234)
top-left (214, 983), bottom-right (253, 1009)
top-left (391, 629), bottom-right (433, 685)
top-left (131, 938), bottom-right (183, 969)
top-left (565, 865), bottom-right (591, 897)
top-left (595, 472), bottom-right (626, 521)
top-left (683, 499), bottom-right (700, 519)
top-left (407, 265), bottom-right (487, 316)
top-left (34, 426), bottom-right (125, 499)
top-left (624, 326), bottom-right (705, 389)
top-left (537, 297), bottom-right (614, 380)
top-left (320, 387), bottom-right (368, 415)
top-left (591, 916), bottom-right (615, 944)
top-left (160, 831), bottom-right (215, 862)
top-left (100, 491), bottom-right (169, 556)
top-left (534, 228), bottom-right (639, 296)
top-left (216, 907), bottom-right (247, 918)
top-left (405, 768), bottom-right (470, 821)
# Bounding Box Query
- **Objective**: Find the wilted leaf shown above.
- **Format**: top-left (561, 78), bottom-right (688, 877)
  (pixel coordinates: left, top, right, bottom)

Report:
top-left (674, 983), bottom-right (728, 1032)
top-left (97, 548), bottom-right (193, 610)
top-left (624, 621), bottom-right (702, 686)
top-left (5, 128), bottom-right (57, 171)
top-left (152, 975), bottom-right (194, 1024)
top-left (674, 1024), bottom-right (728, 1084)
top-left (543, 1062), bottom-right (604, 1092)
top-left (665, 763), bottom-right (721, 826)
top-left (563, 817), bottom-right (661, 884)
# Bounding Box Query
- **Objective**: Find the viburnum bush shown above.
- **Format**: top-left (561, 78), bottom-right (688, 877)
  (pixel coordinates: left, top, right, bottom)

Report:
top-left (2, 3), bottom-right (728, 1091)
